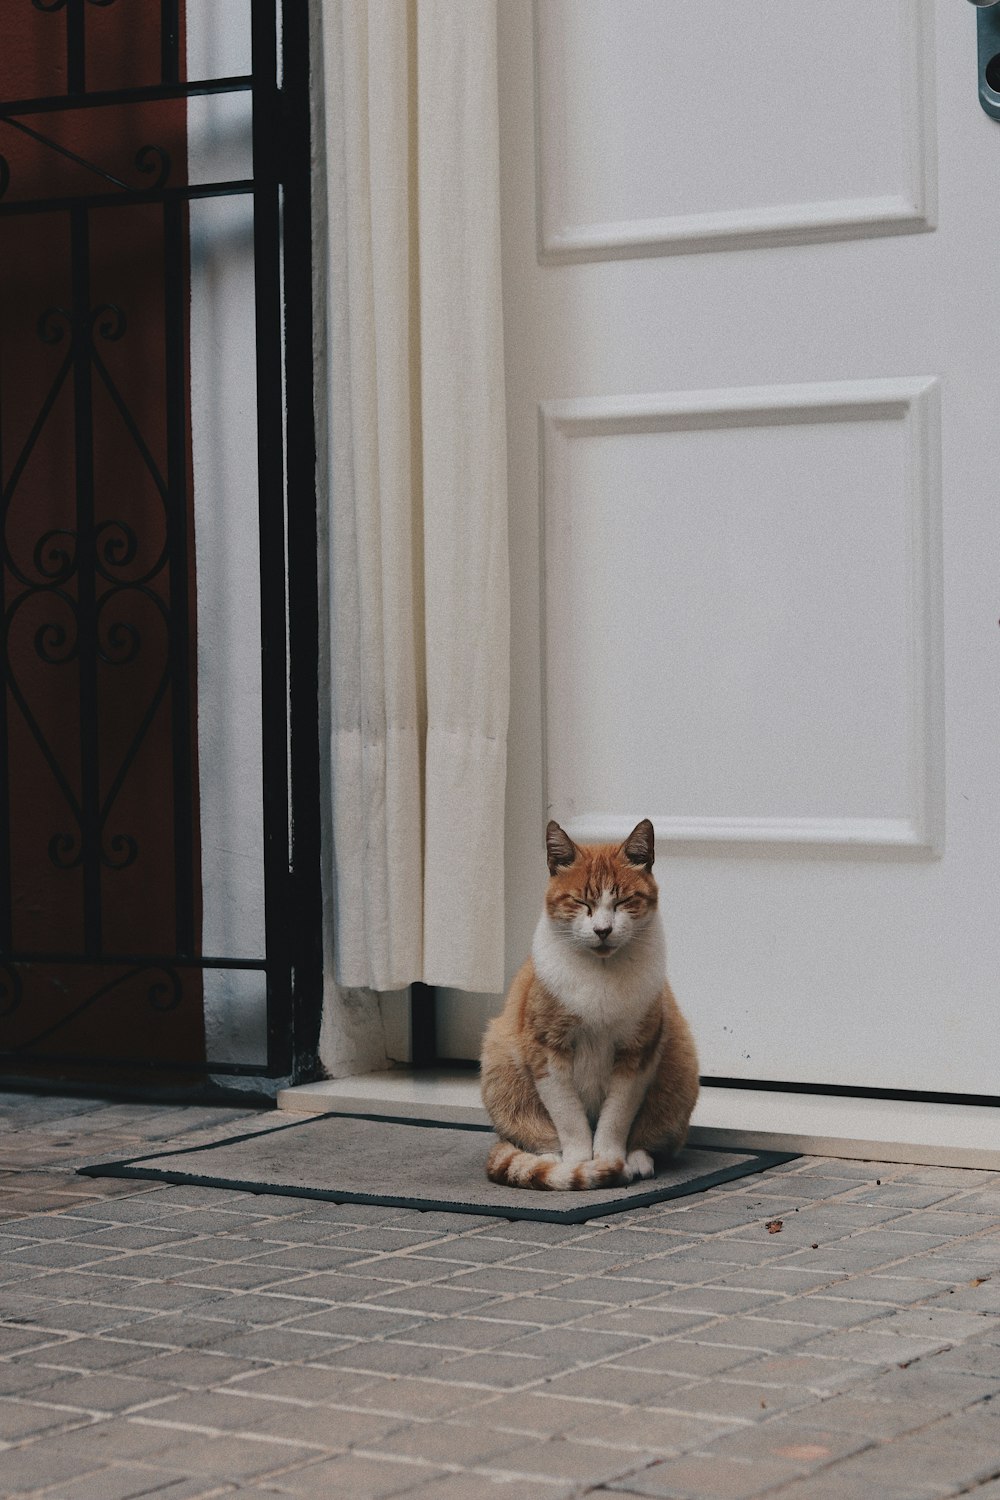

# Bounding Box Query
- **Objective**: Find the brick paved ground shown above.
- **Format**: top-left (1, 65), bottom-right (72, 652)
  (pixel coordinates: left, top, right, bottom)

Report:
top-left (1, 1091), bottom-right (1000, 1499)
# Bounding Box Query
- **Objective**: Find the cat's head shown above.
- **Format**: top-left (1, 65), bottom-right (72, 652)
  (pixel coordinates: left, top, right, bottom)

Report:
top-left (544, 819), bottom-right (658, 958)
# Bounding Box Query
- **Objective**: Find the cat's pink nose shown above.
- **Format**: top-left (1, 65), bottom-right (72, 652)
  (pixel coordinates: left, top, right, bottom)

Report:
top-left (593, 923), bottom-right (612, 941)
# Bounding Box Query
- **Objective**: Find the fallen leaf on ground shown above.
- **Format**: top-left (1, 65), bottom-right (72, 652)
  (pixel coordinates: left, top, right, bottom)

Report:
top-left (765, 1219), bottom-right (783, 1234)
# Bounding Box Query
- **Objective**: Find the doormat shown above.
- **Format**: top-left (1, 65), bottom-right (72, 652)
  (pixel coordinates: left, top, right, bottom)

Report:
top-left (78, 1110), bottom-right (798, 1225)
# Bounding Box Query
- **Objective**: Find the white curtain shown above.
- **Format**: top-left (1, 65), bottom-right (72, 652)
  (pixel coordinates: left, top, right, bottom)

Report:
top-left (316, 0), bottom-right (510, 996)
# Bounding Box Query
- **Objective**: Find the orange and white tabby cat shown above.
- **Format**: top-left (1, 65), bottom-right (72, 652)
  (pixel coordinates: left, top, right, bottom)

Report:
top-left (480, 819), bottom-right (699, 1190)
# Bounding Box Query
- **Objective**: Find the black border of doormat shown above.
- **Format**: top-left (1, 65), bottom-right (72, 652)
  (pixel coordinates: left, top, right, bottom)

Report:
top-left (77, 1109), bottom-right (799, 1224)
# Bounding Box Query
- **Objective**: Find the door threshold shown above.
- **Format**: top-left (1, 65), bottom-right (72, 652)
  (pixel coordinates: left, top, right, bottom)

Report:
top-left (277, 1072), bottom-right (1000, 1170)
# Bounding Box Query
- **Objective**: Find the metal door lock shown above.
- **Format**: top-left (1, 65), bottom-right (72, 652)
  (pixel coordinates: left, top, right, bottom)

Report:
top-left (970, 0), bottom-right (1000, 120)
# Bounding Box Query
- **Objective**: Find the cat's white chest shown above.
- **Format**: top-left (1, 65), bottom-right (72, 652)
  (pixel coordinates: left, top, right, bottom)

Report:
top-left (572, 1030), bottom-right (615, 1124)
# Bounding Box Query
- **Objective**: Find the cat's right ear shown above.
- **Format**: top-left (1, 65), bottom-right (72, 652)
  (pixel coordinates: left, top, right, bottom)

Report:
top-left (545, 821), bottom-right (579, 875)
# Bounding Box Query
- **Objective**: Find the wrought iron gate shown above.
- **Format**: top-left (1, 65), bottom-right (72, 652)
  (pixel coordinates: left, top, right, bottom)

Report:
top-left (0, 1), bottom-right (322, 1092)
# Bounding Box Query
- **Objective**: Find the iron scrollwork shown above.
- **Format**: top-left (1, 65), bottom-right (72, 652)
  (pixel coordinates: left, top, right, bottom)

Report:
top-left (3, 294), bottom-right (176, 886)
top-left (7, 963), bottom-right (183, 1055)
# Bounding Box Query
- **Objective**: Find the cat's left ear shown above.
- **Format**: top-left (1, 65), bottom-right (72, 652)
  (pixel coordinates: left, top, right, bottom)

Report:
top-left (546, 821), bottom-right (580, 875)
top-left (621, 819), bottom-right (655, 871)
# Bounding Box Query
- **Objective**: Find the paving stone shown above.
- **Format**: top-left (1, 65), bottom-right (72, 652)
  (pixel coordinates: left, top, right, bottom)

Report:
top-left (685, 1317), bottom-right (817, 1353)
top-left (28, 1371), bottom-right (183, 1413)
top-left (709, 1266), bottom-right (847, 1297)
top-left (6, 1239), bottom-right (124, 1268)
top-left (420, 1351), bottom-right (564, 1388)
top-left (131, 1429), bottom-right (322, 1479)
top-left (795, 1328), bottom-right (954, 1366)
top-left (704, 1418), bottom-right (873, 1469)
top-left (539, 1365), bottom-right (692, 1406)
top-left (465, 1389), bottom-right (624, 1434)
top-left (354, 1257), bottom-right (467, 1285)
top-left (884, 1305), bottom-right (1000, 1340)
top-left (386, 1315), bottom-right (533, 1352)
top-left (343, 1377), bottom-right (491, 1420)
top-left (364, 1416), bottom-right (527, 1466)
top-left (926, 1279), bottom-right (1000, 1312)
top-left (203, 1327), bottom-right (354, 1363)
top-left (818, 1426), bottom-right (1000, 1493)
top-left (753, 1295), bottom-right (894, 1330)
top-left (542, 1276), bottom-right (669, 1305)
top-left (923, 1339), bottom-right (1000, 1376)
top-left (119, 1349), bottom-right (265, 1387)
top-left (803, 1391), bottom-right (945, 1437)
top-left (604, 1452), bottom-right (805, 1497)
top-left (223, 1374), bottom-right (379, 1404)
top-left (609, 1340), bottom-right (759, 1379)
top-left (282, 1306), bottom-right (430, 1339)
top-left (777, 1244), bottom-right (913, 1274)
top-left (94, 1253), bottom-right (225, 1282)
top-left (40, 1470), bottom-right (221, 1500)
top-left (488, 1433), bottom-right (650, 1484)
top-left (358, 1283), bottom-right (491, 1316)
top-left (465, 1294), bottom-right (578, 1325)
top-left (0, 1434), bottom-right (134, 1495)
top-left (860, 1363), bottom-right (1000, 1408)
top-left (647, 1287), bottom-right (783, 1317)
top-left (8, 1299), bottom-right (147, 1335)
top-left (722, 1353), bottom-right (874, 1395)
top-left (410, 1478), bottom-right (576, 1499)
top-left (0, 1395), bottom-right (87, 1439)
top-left (319, 1340), bottom-right (449, 1376)
top-left (0, 1325), bottom-right (74, 1356)
top-left (253, 1450), bottom-right (441, 1495)
top-left (657, 1378), bottom-right (807, 1423)
top-left (26, 1336), bottom-right (158, 1371)
top-left (511, 1246), bottom-right (645, 1276)
top-left (499, 1325), bottom-right (649, 1364)
top-left (395, 1237), bottom-right (518, 1266)
top-left (443, 1266), bottom-right (564, 1295)
top-left (842, 1184), bottom-right (964, 1208)
top-left (569, 1306), bottom-right (714, 1340)
top-left (0, 1358), bottom-right (80, 1394)
top-left (567, 1404), bottom-right (730, 1454)
top-left (821, 1274), bottom-right (945, 1304)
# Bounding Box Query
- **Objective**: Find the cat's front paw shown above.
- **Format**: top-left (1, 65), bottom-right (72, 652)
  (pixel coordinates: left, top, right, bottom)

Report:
top-left (591, 1152), bottom-right (626, 1179)
top-left (625, 1148), bottom-right (655, 1182)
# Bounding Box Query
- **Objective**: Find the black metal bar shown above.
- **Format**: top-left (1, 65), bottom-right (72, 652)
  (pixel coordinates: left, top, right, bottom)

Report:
top-left (251, 3), bottom-right (292, 1079)
top-left (0, 116), bottom-right (134, 192)
top-left (411, 985), bottom-right (439, 1069)
top-left (0, 78), bottom-right (253, 119)
top-left (0, 1055), bottom-right (272, 1076)
top-left (161, 0), bottom-right (181, 88)
top-left (700, 1075), bottom-right (1000, 1107)
top-left (281, 0), bottom-right (322, 1085)
top-left (69, 205), bottom-right (101, 954)
top-left (0, 179), bottom-right (255, 220)
top-left (66, 0), bottom-right (86, 97)
top-left (162, 197), bottom-right (195, 956)
top-left (5, 953), bottom-right (267, 968)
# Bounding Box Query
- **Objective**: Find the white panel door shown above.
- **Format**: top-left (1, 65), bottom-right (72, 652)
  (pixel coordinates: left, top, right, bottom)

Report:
top-left (437, 0), bottom-right (1000, 1100)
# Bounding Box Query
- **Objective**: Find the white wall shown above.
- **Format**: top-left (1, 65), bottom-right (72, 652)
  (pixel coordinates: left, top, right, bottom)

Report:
top-left (187, 2), bottom-right (267, 1073)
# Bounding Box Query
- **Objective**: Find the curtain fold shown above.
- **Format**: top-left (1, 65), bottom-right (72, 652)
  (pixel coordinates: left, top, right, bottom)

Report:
top-left (318, 0), bottom-right (510, 996)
